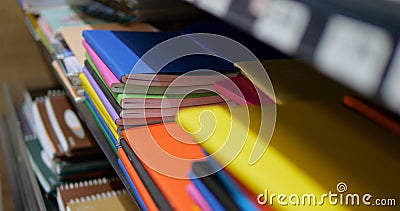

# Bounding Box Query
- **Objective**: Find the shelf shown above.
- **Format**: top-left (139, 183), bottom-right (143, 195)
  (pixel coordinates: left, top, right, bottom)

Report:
top-left (186, 0), bottom-right (400, 115)
top-left (0, 84), bottom-right (47, 211)
top-left (35, 35), bottom-right (144, 210)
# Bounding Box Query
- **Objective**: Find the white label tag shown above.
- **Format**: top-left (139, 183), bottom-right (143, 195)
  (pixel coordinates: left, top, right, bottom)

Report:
top-left (315, 15), bottom-right (393, 95)
top-left (197, 0), bottom-right (232, 17)
top-left (253, 0), bottom-right (310, 53)
top-left (382, 44), bottom-right (400, 114)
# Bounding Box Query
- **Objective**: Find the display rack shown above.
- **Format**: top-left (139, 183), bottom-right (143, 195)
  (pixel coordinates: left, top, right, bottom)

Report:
top-left (2, 0), bottom-right (399, 210)
top-left (186, 0), bottom-right (400, 114)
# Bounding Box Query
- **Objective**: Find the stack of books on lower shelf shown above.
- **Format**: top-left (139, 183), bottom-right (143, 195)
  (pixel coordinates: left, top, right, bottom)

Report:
top-left (14, 89), bottom-right (138, 210)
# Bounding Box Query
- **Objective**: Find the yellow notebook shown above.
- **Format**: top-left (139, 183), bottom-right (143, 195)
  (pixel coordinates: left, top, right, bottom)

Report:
top-left (236, 59), bottom-right (352, 105)
top-left (66, 190), bottom-right (138, 211)
top-left (176, 102), bottom-right (400, 211)
top-left (80, 73), bottom-right (119, 140)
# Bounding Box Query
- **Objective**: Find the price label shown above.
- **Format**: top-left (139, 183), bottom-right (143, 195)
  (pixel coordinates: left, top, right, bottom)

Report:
top-left (197, 0), bottom-right (232, 17)
top-left (315, 15), bottom-right (393, 95)
top-left (253, 0), bottom-right (310, 54)
top-left (382, 44), bottom-right (400, 114)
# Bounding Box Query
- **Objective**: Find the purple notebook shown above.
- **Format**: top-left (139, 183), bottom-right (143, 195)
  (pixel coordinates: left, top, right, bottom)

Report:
top-left (82, 66), bottom-right (119, 122)
top-left (187, 183), bottom-right (212, 211)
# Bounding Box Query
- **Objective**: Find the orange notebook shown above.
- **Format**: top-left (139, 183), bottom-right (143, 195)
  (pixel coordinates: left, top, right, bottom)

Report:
top-left (117, 148), bottom-right (158, 211)
top-left (343, 95), bottom-right (400, 136)
top-left (122, 122), bottom-right (206, 211)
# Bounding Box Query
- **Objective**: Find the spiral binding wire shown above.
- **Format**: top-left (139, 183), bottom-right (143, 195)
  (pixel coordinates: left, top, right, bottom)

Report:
top-left (47, 90), bottom-right (65, 97)
top-left (58, 177), bottom-right (120, 191)
top-left (68, 189), bottom-right (128, 204)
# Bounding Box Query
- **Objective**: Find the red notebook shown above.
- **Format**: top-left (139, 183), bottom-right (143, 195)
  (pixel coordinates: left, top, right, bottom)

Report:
top-left (122, 122), bottom-right (206, 211)
top-left (118, 148), bottom-right (158, 211)
top-left (214, 75), bottom-right (274, 105)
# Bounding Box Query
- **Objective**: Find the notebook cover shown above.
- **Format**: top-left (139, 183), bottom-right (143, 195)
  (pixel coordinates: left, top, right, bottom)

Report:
top-left (79, 72), bottom-right (119, 138)
top-left (35, 98), bottom-right (64, 158)
top-left (214, 75), bottom-right (274, 105)
top-left (122, 122), bottom-right (205, 211)
top-left (83, 97), bottom-right (118, 155)
top-left (84, 56), bottom-right (121, 113)
top-left (25, 135), bottom-right (61, 194)
top-left (82, 30), bottom-right (236, 80)
top-left (117, 158), bottom-right (147, 210)
top-left (120, 138), bottom-right (173, 211)
top-left (82, 65), bottom-right (119, 122)
top-left (180, 21), bottom-right (288, 61)
top-left (189, 171), bottom-right (225, 211)
top-left (192, 161), bottom-right (241, 211)
top-left (118, 148), bottom-right (158, 211)
top-left (17, 107), bottom-right (34, 137)
top-left (84, 92), bottom-right (119, 147)
top-left (66, 189), bottom-right (138, 211)
top-left (54, 158), bottom-right (110, 178)
top-left (83, 39), bottom-right (120, 88)
top-left (45, 93), bottom-right (96, 152)
top-left (57, 177), bottom-right (124, 211)
top-left (186, 183), bottom-right (212, 211)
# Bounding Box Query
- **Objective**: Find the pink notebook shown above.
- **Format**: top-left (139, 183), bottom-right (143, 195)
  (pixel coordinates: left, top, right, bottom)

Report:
top-left (82, 39), bottom-right (120, 88)
top-left (214, 75), bottom-right (274, 105)
top-left (187, 183), bottom-right (212, 211)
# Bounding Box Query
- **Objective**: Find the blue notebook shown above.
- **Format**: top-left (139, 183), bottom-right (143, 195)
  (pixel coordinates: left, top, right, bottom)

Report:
top-left (190, 171), bottom-right (226, 211)
top-left (117, 158), bottom-right (148, 211)
top-left (207, 157), bottom-right (259, 211)
top-left (201, 149), bottom-right (259, 211)
top-left (82, 30), bottom-right (238, 80)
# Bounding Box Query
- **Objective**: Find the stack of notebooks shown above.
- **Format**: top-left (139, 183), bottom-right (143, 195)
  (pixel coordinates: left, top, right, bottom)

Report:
top-left (79, 26), bottom-right (247, 152)
top-left (19, 90), bottom-right (113, 195)
top-left (73, 20), bottom-right (292, 210)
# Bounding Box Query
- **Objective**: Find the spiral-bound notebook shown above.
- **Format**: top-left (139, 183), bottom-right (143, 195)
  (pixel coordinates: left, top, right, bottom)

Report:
top-left (56, 177), bottom-right (125, 211)
top-left (66, 189), bottom-right (138, 211)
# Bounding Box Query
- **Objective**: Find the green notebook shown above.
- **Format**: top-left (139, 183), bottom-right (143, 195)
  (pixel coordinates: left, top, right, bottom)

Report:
top-left (25, 135), bottom-right (61, 194)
